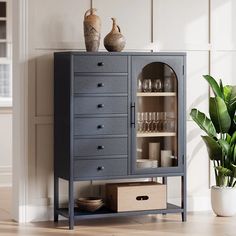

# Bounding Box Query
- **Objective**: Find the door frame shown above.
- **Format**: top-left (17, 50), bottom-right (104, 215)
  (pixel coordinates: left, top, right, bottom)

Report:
top-left (130, 55), bottom-right (185, 175)
top-left (12, 0), bottom-right (29, 222)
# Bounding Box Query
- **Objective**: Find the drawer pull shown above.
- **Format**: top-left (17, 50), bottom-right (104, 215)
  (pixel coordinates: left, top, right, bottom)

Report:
top-left (97, 104), bottom-right (105, 108)
top-left (97, 145), bottom-right (105, 150)
top-left (97, 83), bottom-right (105, 87)
top-left (97, 124), bottom-right (105, 129)
top-left (97, 166), bottom-right (105, 171)
top-left (97, 62), bottom-right (104, 66)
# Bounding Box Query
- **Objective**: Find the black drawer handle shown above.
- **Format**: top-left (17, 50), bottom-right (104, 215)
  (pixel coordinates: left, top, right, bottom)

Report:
top-left (97, 62), bottom-right (104, 66)
top-left (97, 124), bottom-right (105, 129)
top-left (97, 166), bottom-right (105, 171)
top-left (97, 145), bottom-right (105, 150)
top-left (97, 83), bottom-right (105, 87)
top-left (97, 104), bottom-right (105, 108)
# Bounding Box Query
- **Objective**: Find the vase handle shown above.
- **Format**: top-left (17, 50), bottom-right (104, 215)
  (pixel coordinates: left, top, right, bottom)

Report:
top-left (84, 8), bottom-right (97, 19)
top-left (117, 25), bottom-right (121, 33)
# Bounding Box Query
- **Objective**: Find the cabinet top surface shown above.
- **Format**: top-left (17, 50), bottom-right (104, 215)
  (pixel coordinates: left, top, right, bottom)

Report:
top-left (54, 51), bottom-right (186, 57)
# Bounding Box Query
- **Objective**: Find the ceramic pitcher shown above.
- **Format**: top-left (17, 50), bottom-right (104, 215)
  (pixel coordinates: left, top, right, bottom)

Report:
top-left (104, 18), bottom-right (126, 52)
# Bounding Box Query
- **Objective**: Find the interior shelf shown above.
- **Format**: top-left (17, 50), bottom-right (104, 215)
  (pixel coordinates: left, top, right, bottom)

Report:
top-left (137, 132), bottom-right (176, 137)
top-left (137, 92), bottom-right (176, 97)
top-left (57, 203), bottom-right (183, 220)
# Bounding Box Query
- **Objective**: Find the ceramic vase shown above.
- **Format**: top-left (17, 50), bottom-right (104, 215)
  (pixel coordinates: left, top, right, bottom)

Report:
top-left (104, 18), bottom-right (126, 52)
top-left (83, 8), bottom-right (101, 52)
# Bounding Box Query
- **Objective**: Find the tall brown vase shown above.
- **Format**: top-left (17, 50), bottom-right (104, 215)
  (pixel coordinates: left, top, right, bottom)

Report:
top-left (83, 8), bottom-right (101, 52)
top-left (104, 18), bottom-right (126, 52)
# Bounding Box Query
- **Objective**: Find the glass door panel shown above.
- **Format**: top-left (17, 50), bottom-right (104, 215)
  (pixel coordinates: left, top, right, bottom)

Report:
top-left (135, 62), bottom-right (178, 171)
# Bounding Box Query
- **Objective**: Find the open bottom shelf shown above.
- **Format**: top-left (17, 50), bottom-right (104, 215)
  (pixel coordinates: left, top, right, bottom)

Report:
top-left (57, 203), bottom-right (183, 220)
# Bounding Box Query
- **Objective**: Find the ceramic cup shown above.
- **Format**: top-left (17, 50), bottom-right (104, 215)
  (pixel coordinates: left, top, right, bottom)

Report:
top-left (161, 150), bottom-right (172, 167)
top-left (149, 143), bottom-right (160, 161)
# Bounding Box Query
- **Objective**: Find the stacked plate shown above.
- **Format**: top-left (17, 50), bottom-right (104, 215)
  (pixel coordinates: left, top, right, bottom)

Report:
top-left (76, 197), bottom-right (104, 212)
top-left (136, 159), bottom-right (158, 168)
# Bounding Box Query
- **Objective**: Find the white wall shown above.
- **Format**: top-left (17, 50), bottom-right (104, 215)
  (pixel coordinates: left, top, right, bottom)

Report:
top-left (0, 111), bottom-right (12, 187)
top-left (24, 0), bottom-right (236, 220)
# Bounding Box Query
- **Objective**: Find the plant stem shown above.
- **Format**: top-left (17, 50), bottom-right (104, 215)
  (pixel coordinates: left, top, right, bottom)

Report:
top-left (213, 160), bottom-right (219, 186)
top-left (233, 180), bottom-right (236, 187)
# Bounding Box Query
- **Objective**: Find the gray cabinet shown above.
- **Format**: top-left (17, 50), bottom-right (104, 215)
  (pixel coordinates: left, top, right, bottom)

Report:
top-left (54, 52), bottom-right (186, 230)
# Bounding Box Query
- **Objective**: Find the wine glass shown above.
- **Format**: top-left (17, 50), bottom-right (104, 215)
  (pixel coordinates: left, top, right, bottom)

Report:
top-left (152, 79), bottom-right (163, 92)
top-left (155, 112), bottom-right (161, 132)
top-left (137, 112), bottom-right (144, 132)
top-left (142, 79), bottom-right (152, 92)
top-left (137, 78), bottom-right (143, 92)
top-left (164, 76), bottom-right (173, 92)
top-left (147, 112), bottom-right (152, 132)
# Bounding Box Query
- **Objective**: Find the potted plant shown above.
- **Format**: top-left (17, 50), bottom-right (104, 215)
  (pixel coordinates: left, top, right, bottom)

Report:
top-left (190, 75), bottom-right (236, 216)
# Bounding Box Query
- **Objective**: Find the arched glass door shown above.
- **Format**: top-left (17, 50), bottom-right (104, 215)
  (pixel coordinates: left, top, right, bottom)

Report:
top-left (131, 58), bottom-right (183, 174)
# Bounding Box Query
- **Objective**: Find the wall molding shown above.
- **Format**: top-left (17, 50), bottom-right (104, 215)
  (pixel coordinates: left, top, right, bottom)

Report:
top-left (0, 166), bottom-right (12, 187)
top-left (12, 0), bottom-right (29, 223)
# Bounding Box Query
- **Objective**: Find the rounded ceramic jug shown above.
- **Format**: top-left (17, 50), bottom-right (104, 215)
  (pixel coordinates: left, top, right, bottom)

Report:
top-left (104, 18), bottom-right (126, 52)
top-left (83, 8), bottom-right (101, 52)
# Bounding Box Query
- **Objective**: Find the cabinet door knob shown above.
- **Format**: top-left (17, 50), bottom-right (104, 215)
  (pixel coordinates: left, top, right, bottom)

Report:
top-left (97, 104), bottom-right (105, 108)
top-left (97, 124), bottom-right (104, 129)
top-left (97, 83), bottom-right (105, 87)
top-left (97, 62), bottom-right (104, 66)
top-left (97, 166), bottom-right (105, 171)
top-left (97, 145), bottom-right (105, 150)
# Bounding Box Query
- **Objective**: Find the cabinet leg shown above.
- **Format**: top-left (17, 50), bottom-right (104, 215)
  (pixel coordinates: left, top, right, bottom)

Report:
top-left (181, 175), bottom-right (187, 222)
top-left (162, 177), bottom-right (167, 215)
top-left (181, 212), bottom-right (187, 222)
top-left (54, 175), bottom-right (59, 222)
top-left (68, 179), bottom-right (74, 230)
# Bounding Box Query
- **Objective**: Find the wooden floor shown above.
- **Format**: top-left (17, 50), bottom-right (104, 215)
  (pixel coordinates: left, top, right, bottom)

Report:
top-left (1, 187), bottom-right (236, 235)
top-left (1, 209), bottom-right (236, 236)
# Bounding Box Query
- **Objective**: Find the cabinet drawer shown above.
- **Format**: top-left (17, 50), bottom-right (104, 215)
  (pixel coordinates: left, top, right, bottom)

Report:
top-left (74, 138), bottom-right (127, 157)
top-left (74, 117), bottom-right (127, 136)
top-left (74, 75), bottom-right (128, 94)
top-left (74, 96), bottom-right (127, 115)
top-left (74, 159), bottom-right (127, 178)
top-left (73, 55), bottom-right (128, 73)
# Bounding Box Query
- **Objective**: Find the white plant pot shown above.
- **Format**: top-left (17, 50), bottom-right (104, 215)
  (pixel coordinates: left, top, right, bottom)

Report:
top-left (211, 186), bottom-right (236, 217)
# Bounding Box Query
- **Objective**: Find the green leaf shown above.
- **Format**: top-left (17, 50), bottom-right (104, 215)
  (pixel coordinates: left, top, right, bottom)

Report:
top-left (223, 85), bottom-right (236, 119)
top-left (201, 136), bottom-right (222, 161)
top-left (218, 139), bottom-right (230, 156)
top-left (230, 144), bottom-right (235, 163)
top-left (219, 79), bottom-right (225, 100)
top-left (234, 144), bottom-right (236, 164)
top-left (226, 133), bottom-right (232, 143)
top-left (231, 164), bottom-right (236, 178)
top-left (231, 131), bottom-right (236, 145)
top-left (203, 75), bottom-right (224, 99)
top-left (209, 97), bottom-right (231, 133)
top-left (215, 166), bottom-right (232, 177)
top-left (190, 109), bottom-right (217, 137)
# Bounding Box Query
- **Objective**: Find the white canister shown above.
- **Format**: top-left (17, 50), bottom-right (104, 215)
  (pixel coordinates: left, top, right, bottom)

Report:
top-left (161, 150), bottom-right (172, 167)
top-left (149, 143), bottom-right (160, 161)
